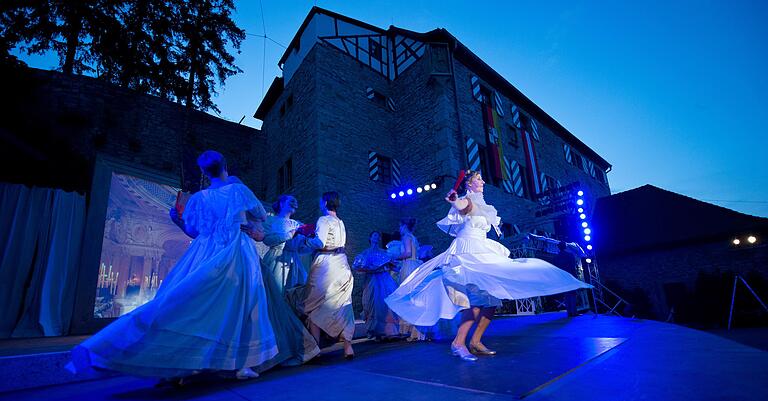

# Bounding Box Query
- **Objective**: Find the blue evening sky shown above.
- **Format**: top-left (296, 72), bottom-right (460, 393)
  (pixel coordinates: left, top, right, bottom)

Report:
top-left (17, 1), bottom-right (768, 217)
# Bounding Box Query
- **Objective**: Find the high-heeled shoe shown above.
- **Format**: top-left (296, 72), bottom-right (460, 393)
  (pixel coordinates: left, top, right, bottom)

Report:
top-left (235, 367), bottom-right (259, 380)
top-left (469, 343), bottom-right (497, 356)
top-left (450, 344), bottom-right (478, 361)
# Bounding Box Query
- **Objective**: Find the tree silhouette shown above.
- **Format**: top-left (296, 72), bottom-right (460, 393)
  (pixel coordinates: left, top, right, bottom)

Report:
top-left (1, 0), bottom-right (245, 111)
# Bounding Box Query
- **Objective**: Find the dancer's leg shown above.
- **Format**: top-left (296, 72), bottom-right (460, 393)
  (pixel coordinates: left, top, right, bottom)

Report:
top-left (470, 307), bottom-right (495, 350)
top-left (342, 336), bottom-right (354, 359)
top-left (452, 307), bottom-right (480, 347)
top-left (308, 320), bottom-right (321, 344)
top-left (451, 307), bottom-right (480, 361)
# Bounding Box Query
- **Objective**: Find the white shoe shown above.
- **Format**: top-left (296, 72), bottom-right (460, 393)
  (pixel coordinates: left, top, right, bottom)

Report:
top-left (450, 344), bottom-right (478, 362)
top-left (235, 367), bottom-right (259, 380)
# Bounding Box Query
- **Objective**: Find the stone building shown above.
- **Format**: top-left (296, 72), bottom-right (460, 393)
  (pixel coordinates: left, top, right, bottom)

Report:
top-left (593, 185), bottom-right (768, 323)
top-left (254, 7), bottom-right (612, 258)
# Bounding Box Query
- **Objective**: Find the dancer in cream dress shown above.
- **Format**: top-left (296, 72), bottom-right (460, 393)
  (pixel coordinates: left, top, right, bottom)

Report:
top-left (289, 191), bottom-right (355, 359)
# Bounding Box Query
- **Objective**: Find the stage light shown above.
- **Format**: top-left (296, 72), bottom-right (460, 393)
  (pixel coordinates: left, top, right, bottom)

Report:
top-left (417, 187), bottom-right (423, 193)
top-left (578, 208), bottom-right (584, 213)
top-left (406, 189), bottom-right (413, 195)
top-left (581, 222), bottom-right (588, 228)
top-left (390, 193), bottom-right (397, 199)
top-left (586, 244), bottom-right (593, 250)
top-left (398, 191), bottom-right (404, 197)
top-left (584, 228), bottom-right (591, 235)
top-left (585, 258), bottom-right (592, 264)
top-left (577, 199), bottom-right (584, 206)
top-left (431, 183), bottom-right (437, 189)
top-left (584, 235), bottom-right (591, 241)
top-left (577, 190), bottom-right (584, 196)
top-left (748, 235), bottom-right (757, 244)
top-left (580, 213), bottom-right (586, 219)
top-left (424, 185), bottom-right (431, 191)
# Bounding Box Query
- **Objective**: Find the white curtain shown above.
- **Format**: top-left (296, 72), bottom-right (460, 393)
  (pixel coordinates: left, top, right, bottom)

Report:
top-left (0, 183), bottom-right (86, 338)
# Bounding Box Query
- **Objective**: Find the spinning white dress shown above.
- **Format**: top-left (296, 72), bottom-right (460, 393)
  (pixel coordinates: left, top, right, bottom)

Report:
top-left (68, 183), bottom-right (279, 377)
top-left (386, 192), bottom-right (592, 326)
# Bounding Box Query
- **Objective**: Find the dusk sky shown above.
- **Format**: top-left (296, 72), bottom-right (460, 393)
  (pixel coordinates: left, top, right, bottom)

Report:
top-left (18, 1), bottom-right (768, 217)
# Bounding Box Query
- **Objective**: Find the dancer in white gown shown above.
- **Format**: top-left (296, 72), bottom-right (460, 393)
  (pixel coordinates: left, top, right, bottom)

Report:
top-left (68, 151), bottom-right (278, 379)
top-left (394, 218), bottom-right (429, 341)
top-left (353, 231), bottom-right (399, 340)
top-left (262, 195), bottom-right (309, 294)
top-left (386, 170), bottom-right (591, 361)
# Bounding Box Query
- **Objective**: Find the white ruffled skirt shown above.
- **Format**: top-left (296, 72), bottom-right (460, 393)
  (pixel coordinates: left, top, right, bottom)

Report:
top-left (386, 232), bottom-right (592, 326)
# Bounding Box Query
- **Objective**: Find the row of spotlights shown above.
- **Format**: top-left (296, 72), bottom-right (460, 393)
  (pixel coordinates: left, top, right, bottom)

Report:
top-left (391, 183), bottom-right (438, 199)
top-left (732, 236), bottom-right (758, 245)
top-left (574, 191), bottom-right (593, 244)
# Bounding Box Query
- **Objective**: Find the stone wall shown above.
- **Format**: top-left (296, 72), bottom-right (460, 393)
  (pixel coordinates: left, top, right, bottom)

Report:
top-left (598, 241), bottom-right (768, 322)
top-left (0, 66), bottom-right (263, 194)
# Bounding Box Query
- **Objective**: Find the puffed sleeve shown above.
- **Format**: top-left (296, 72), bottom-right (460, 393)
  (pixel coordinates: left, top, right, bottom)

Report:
top-left (436, 206), bottom-right (466, 237)
top-left (262, 217), bottom-right (295, 247)
top-left (226, 183), bottom-right (263, 221)
top-left (182, 192), bottom-right (203, 233)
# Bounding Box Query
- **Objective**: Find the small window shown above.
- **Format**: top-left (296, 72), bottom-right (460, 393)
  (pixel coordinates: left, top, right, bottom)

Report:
top-left (286, 94), bottom-right (294, 109)
top-left (477, 144), bottom-right (500, 188)
top-left (596, 168), bottom-right (608, 184)
top-left (519, 165), bottom-right (533, 200)
top-left (369, 38), bottom-right (383, 61)
top-left (277, 157), bottom-right (293, 194)
top-left (506, 123), bottom-right (518, 146)
top-left (279, 103), bottom-right (286, 117)
top-left (378, 155), bottom-right (393, 184)
top-left (572, 153), bottom-right (584, 170)
top-left (545, 175), bottom-right (558, 191)
top-left (366, 87), bottom-right (387, 102)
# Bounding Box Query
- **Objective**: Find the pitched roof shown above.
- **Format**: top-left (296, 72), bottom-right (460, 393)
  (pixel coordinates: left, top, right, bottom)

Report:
top-left (259, 7), bottom-right (610, 168)
top-left (592, 184), bottom-right (768, 256)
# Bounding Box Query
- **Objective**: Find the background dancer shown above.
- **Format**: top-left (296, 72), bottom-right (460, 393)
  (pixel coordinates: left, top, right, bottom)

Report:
top-left (262, 195), bottom-right (310, 294)
top-left (288, 191), bottom-right (356, 359)
top-left (353, 231), bottom-right (400, 340)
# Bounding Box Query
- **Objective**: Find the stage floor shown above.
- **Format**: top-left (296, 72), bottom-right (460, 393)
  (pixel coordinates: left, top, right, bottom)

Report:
top-left (1, 313), bottom-right (767, 401)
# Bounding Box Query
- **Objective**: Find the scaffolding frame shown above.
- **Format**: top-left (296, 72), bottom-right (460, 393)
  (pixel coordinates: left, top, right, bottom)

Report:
top-left (516, 234), bottom-right (629, 317)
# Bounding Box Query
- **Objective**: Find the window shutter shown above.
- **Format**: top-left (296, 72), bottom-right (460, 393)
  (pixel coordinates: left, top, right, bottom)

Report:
top-left (368, 151), bottom-right (380, 181)
top-left (465, 137), bottom-right (481, 172)
top-left (392, 158), bottom-right (401, 187)
top-left (470, 75), bottom-right (483, 102)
